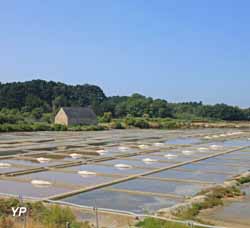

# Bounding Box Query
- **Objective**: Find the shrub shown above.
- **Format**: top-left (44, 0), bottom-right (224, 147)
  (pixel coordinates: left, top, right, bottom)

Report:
top-left (53, 124), bottom-right (68, 131)
top-left (100, 112), bottom-right (112, 123)
top-left (134, 119), bottom-right (149, 129)
top-left (124, 117), bottom-right (136, 127)
top-left (111, 120), bottom-right (124, 129)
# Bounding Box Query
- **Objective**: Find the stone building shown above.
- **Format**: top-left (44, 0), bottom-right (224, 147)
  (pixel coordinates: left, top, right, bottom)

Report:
top-left (55, 107), bottom-right (97, 126)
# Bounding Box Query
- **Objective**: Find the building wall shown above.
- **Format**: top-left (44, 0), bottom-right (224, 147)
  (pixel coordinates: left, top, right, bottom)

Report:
top-left (68, 118), bottom-right (97, 126)
top-left (55, 109), bottom-right (68, 126)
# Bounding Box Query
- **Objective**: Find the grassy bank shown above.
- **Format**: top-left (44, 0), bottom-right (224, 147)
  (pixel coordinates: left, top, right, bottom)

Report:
top-left (135, 217), bottom-right (203, 228)
top-left (168, 174), bottom-right (250, 223)
top-left (1, 116), bottom-right (248, 132)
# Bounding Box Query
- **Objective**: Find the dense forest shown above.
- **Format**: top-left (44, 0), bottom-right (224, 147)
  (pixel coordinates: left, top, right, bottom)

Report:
top-left (0, 80), bottom-right (250, 129)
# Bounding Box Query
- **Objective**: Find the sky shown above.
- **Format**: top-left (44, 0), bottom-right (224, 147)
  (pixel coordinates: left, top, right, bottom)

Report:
top-left (0, 1), bottom-right (249, 107)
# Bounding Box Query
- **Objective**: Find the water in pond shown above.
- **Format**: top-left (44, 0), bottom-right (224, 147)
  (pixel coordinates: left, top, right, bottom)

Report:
top-left (181, 162), bottom-right (248, 175)
top-left (222, 139), bottom-right (250, 147)
top-left (64, 164), bottom-right (144, 175)
top-left (201, 156), bottom-right (250, 166)
top-left (20, 171), bottom-right (117, 187)
top-left (0, 179), bottom-right (69, 198)
top-left (0, 159), bottom-right (58, 167)
top-left (100, 159), bottom-right (168, 169)
top-left (165, 138), bottom-right (201, 145)
top-left (62, 189), bottom-right (181, 213)
top-left (148, 169), bottom-right (231, 183)
top-left (111, 178), bottom-right (210, 196)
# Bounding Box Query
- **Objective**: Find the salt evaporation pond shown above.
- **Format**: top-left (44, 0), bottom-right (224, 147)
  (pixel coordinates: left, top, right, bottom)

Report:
top-left (0, 179), bottom-right (69, 198)
top-left (19, 171), bottom-right (117, 187)
top-left (110, 178), bottom-right (211, 196)
top-left (180, 162), bottom-right (248, 175)
top-left (61, 189), bottom-right (181, 213)
top-left (148, 169), bottom-right (231, 184)
top-left (165, 137), bottom-right (201, 145)
top-left (0, 158), bottom-right (56, 167)
top-left (64, 164), bottom-right (145, 175)
top-left (222, 139), bottom-right (250, 147)
top-left (100, 159), bottom-right (168, 169)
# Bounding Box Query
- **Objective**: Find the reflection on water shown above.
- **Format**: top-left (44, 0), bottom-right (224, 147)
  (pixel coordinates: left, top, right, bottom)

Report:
top-left (166, 138), bottom-right (201, 145)
top-left (62, 189), bottom-right (180, 213)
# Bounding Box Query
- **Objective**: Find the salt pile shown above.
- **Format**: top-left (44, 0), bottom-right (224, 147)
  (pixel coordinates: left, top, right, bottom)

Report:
top-left (182, 150), bottom-right (194, 156)
top-left (31, 180), bottom-right (52, 187)
top-left (164, 154), bottom-right (178, 159)
top-left (153, 143), bottom-right (165, 147)
top-left (138, 144), bottom-right (149, 149)
top-left (118, 146), bottom-right (129, 151)
top-left (0, 163), bottom-right (11, 168)
top-left (142, 158), bottom-right (157, 164)
top-left (114, 164), bottom-right (132, 169)
top-left (96, 149), bottom-right (107, 155)
top-left (197, 147), bottom-right (208, 152)
top-left (209, 145), bottom-right (222, 150)
top-left (70, 153), bottom-right (82, 159)
top-left (37, 157), bottom-right (51, 163)
top-left (78, 171), bottom-right (96, 177)
top-left (204, 136), bottom-right (212, 139)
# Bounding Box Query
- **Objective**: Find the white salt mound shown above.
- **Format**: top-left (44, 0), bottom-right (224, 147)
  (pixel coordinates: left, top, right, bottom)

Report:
top-left (164, 154), bottom-right (178, 159)
top-left (197, 147), bottom-right (208, 152)
top-left (182, 150), bottom-right (194, 156)
top-left (204, 136), bottom-right (211, 139)
top-left (114, 164), bottom-right (132, 169)
top-left (138, 144), bottom-right (149, 149)
top-left (96, 149), bottom-right (107, 155)
top-left (118, 146), bottom-right (129, 151)
top-left (153, 143), bottom-right (164, 147)
top-left (37, 157), bottom-right (51, 163)
top-left (0, 163), bottom-right (11, 168)
top-left (209, 145), bottom-right (222, 150)
top-left (78, 171), bottom-right (96, 176)
top-left (142, 158), bottom-right (157, 163)
top-left (31, 180), bottom-right (52, 187)
top-left (70, 153), bottom-right (82, 159)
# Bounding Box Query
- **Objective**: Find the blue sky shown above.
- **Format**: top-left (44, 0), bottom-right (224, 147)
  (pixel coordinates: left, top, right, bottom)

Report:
top-left (0, 1), bottom-right (249, 107)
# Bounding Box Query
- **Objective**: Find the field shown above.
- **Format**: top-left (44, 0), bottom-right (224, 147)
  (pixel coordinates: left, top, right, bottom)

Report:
top-left (0, 128), bottom-right (250, 227)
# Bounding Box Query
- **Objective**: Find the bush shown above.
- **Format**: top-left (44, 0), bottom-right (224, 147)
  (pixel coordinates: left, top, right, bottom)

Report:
top-left (111, 120), bottom-right (124, 129)
top-left (53, 124), bottom-right (68, 131)
top-left (133, 119), bottom-right (149, 129)
top-left (124, 117), bottom-right (136, 127)
top-left (237, 176), bottom-right (250, 184)
top-left (100, 112), bottom-right (112, 123)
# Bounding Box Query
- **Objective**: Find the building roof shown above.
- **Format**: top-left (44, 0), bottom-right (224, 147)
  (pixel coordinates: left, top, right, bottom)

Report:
top-left (61, 106), bottom-right (97, 120)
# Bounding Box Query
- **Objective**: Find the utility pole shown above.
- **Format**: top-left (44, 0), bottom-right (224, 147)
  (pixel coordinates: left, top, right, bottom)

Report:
top-left (94, 200), bottom-right (99, 228)
top-left (19, 195), bottom-right (26, 228)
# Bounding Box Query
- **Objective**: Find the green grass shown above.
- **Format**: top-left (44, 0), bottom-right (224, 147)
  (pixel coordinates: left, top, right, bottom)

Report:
top-left (135, 218), bottom-right (202, 228)
top-left (237, 176), bottom-right (250, 185)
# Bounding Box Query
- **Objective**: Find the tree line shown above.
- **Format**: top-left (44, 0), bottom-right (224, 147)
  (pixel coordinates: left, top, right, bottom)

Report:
top-left (0, 79), bottom-right (249, 122)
